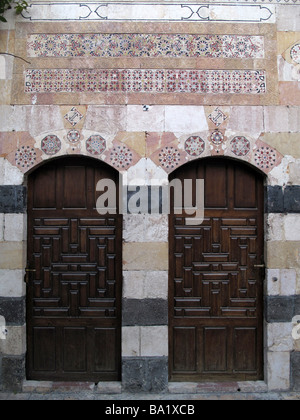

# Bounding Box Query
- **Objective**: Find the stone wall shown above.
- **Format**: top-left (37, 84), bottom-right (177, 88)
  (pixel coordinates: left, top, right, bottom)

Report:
top-left (0, 1), bottom-right (299, 392)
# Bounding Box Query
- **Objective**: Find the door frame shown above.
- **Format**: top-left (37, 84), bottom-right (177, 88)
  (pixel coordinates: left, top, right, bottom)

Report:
top-left (25, 155), bottom-right (123, 382)
top-left (168, 156), bottom-right (266, 382)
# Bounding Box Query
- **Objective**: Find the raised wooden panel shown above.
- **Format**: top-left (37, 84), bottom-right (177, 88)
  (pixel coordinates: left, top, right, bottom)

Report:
top-left (173, 327), bottom-right (196, 372)
top-left (169, 158), bottom-right (264, 381)
top-left (63, 328), bottom-right (87, 372)
top-left (27, 157), bottom-right (122, 381)
top-left (204, 163), bottom-right (227, 208)
top-left (204, 328), bottom-right (227, 372)
top-left (33, 327), bottom-right (56, 372)
top-left (33, 166), bottom-right (56, 209)
top-left (63, 166), bottom-right (87, 209)
top-left (94, 328), bottom-right (118, 372)
top-left (234, 328), bottom-right (257, 372)
top-left (234, 166), bottom-right (257, 209)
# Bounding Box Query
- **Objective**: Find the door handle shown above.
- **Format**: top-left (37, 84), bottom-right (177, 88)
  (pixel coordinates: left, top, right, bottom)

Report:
top-left (254, 264), bottom-right (265, 268)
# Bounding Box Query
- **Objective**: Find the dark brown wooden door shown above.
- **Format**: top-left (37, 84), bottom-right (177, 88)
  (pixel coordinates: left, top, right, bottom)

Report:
top-left (27, 157), bottom-right (122, 381)
top-left (169, 158), bottom-right (264, 381)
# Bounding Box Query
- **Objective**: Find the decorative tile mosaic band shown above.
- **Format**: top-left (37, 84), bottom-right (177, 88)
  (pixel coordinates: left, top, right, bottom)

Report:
top-left (25, 69), bottom-right (266, 95)
top-left (27, 34), bottom-right (264, 59)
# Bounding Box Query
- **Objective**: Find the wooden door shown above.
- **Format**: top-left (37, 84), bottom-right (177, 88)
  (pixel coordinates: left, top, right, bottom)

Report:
top-left (27, 157), bottom-right (122, 381)
top-left (169, 158), bottom-right (264, 381)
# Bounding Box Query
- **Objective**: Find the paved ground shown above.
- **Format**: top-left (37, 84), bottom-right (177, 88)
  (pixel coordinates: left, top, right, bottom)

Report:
top-left (0, 391), bottom-right (299, 400)
top-left (0, 381), bottom-right (299, 400)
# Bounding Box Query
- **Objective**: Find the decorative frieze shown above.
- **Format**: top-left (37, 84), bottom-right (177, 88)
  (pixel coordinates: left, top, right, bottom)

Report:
top-left (27, 33), bottom-right (264, 59)
top-left (25, 69), bottom-right (267, 95)
top-left (21, 2), bottom-right (276, 23)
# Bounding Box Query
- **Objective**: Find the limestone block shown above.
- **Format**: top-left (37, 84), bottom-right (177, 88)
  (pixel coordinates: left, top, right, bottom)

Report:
top-left (123, 214), bottom-right (168, 243)
top-left (260, 133), bottom-right (300, 159)
top-left (127, 105), bottom-right (165, 132)
top-left (3, 159), bottom-right (23, 186)
top-left (266, 214), bottom-right (284, 242)
top-left (284, 214), bottom-right (300, 241)
top-left (266, 241), bottom-right (300, 270)
top-left (165, 106), bottom-right (208, 133)
top-left (268, 323), bottom-right (293, 352)
top-left (267, 351), bottom-right (290, 390)
top-left (0, 242), bottom-right (25, 270)
top-left (4, 214), bottom-right (26, 242)
top-left (0, 325), bottom-right (26, 356)
top-left (0, 56), bottom-right (5, 80)
top-left (123, 271), bottom-right (144, 300)
top-left (123, 242), bottom-right (168, 271)
top-left (143, 271), bottom-right (168, 300)
top-left (227, 106), bottom-right (264, 134)
top-left (122, 326), bottom-right (140, 357)
top-left (277, 5), bottom-right (300, 31)
top-left (264, 106), bottom-right (289, 133)
top-left (123, 270), bottom-right (168, 300)
top-left (0, 269), bottom-right (25, 297)
top-left (141, 326), bottom-right (168, 357)
top-left (0, 213), bottom-right (4, 241)
top-left (85, 105), bottom-right (126, 136)
top-left (289, 161), bottom-right (300, 185)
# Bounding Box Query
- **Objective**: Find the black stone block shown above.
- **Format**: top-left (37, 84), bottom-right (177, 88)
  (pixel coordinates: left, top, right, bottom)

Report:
top-left (0, 186), bottom-right (26, 214)
top-left (122, 299), bottom-right (168, 326)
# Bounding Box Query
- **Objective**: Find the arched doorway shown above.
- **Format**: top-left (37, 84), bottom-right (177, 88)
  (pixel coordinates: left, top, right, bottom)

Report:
top-left (169, 158), bottom-right (264, 381)
top-left (26, 156), bottom-right (122, 381)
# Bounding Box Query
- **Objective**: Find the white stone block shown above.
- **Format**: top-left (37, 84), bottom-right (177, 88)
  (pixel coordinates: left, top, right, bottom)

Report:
top-left (0, 269), bottom-right (25, 297)
top-left (127, 105), bottom-right (165, 132)
top-left (0, 325), bottom-right (26, 356)
top-left (123, 271), bottom-right (168, 300)
top-left (122, 326), bottom-right (140, 357)
top-left (165, 106), bottom-right (208, 133)
top-left (267, 268), bottom-right (296, 297)
top-left (141, 326), bottom-right (168, 357)
top-left (284, 214), bottom-right (300, 241)
top-left (266, 214), bottom-right (284, 242)
top-left (268, 323), bottom-right (293, 352)
top-left (228, 106), bottom-right (264, 134)
top-left (277, 5), bottom-right (300, 31)
top-left (144, 271), bottom-right (168, 300)
top-left (123, 214), bottom-right (168, 243)
top-left (264, 106), bottom-right (289, 133)
top-left (123, 271), bottom-right (144, 300)
top-left (3, 159), bottom-right (23, 185)
top-left (267, 351), bottom-right (290, 390)
top-left (0, 56), bottom-right (6, 80)
top-left (4, 214), bottom-right (26, 242)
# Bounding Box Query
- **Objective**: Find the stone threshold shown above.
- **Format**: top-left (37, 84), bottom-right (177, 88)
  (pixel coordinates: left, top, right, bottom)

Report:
top-left (169, 381), bottom-right (268, 394)
top-left (23, 380), bottom-right (268, 395)
top-left (23, 380), bottom-right (122, 394)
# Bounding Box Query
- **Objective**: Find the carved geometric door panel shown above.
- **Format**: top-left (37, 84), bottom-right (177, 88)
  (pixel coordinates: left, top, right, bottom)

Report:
top-left (27, 157), bottom-right (122, 381)
top-left (169, 158), bottom-right (264, 381)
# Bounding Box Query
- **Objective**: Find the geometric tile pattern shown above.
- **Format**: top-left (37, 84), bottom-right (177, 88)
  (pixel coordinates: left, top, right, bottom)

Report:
top-left (27, 34), bottom-right (264, 59)
top-left (231, 136), bottom-right (251, 157)
top-left (25, 69), bottom-right (267, 95)
top-left (254, 146), bottom-right (277, 170)
top-left (208, 107), bottom-right (228, 127)
top-left (159, 146), bottom-right (181, 170)
top-left (210, 130), bottom-right (225, 145)
top-left (290, 44), bottom-right (300, 64)
top-left (110, 146), bottom-right (133, 169)
top-left (184, 136), bottom-right (205, 157)
top-left (15, 146), bottom-right (37, 169)
top-left (64, 107), bottom-right (84, 126)
top-left (41, 135), bottom-right (61, 155)
top-left (86, 135), bottom-right (106, 156)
